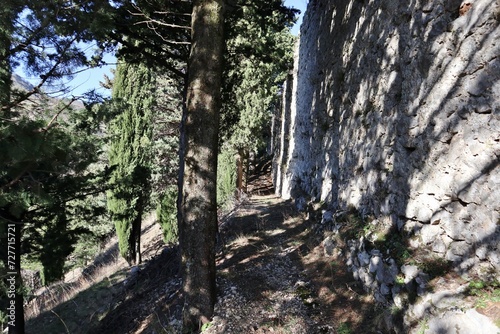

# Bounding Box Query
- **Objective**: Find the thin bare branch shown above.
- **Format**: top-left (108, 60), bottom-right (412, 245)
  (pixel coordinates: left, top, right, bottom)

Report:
top-left (142, 21), bottom-right (191, 45)
top-left (3, 37), bottom-right (78, 111)
top-left (128, 5), bottom-right (191, 28)
top-left (153, 10), bottom-right (191, 17)
top-left (37, 97), bottom-right (79, 133)
top-left (133, 19), bottom-right (191, 31)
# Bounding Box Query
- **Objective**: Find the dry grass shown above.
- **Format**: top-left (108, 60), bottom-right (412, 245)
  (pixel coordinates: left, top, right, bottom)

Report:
top-left (25, 215), bottom-right (164, 333)
top-left (25, 243), bottom-right (126, 321)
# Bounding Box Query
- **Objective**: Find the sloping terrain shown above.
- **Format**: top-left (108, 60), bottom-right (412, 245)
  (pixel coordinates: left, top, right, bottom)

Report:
top-left (25, 158), bottom-right (500, 333)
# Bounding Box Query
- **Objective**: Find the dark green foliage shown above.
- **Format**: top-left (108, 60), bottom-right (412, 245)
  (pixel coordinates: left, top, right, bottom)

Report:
top-left (220, 0), bottom-right (297, 149)
top-left (103, 0), bottom-right (191, 79)
top-left (37, 212), bottom-right (74, 284)
top-left (157, 186), bottom-right (178, 244)
top-left (217, 148), bottom-right (238, 206)
top-left (1, 107), bottom-right (107, 283)
top-left (68, 192), bottom-right (113, 269)
top-left (0, 1), bottom-right (15, 108)
top-left (107, 61), bottom-right (154, 265)
top-left (150, 74), bottom-right (183, 197)
top-left (0, 0), bottom-right (115, 298)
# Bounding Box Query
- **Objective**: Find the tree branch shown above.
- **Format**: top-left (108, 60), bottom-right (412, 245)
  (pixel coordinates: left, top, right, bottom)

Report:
top-left (3, 37), bottom-right (79, 111)
top-left (1, 164), bottom-right (34, 190)
top-left (36, 96), bottom-right (79, 133)
top-left (108, 32), bottom-right (187, 79)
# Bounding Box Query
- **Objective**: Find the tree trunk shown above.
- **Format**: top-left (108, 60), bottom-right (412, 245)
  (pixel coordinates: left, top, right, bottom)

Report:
top-left (12, 221), bottom-right (25, 334)
top-left (243, 149), bottom-right (249, 193)
top-left (236, 148), bottom-right (248, 197)
top-left (1, 8), bottom-right (25, 332)
top-left (129, 214), bottom-right (141, 265)
top-left (236, 149), bottom-right (243, 198)
top-left (178, 0), bottom-right (225, 332)
top-left (1, 212), bottom-right (25, 334)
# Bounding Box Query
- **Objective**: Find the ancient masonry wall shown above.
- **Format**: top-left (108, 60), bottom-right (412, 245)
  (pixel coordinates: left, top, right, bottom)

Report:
top-left (273, 0), bottom-right (500, 281)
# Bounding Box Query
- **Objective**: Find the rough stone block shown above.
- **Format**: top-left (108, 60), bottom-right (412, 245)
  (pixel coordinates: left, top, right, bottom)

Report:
top-left (275, 0), bottom-right (500, 294)
top-left (419, 224), bottom-right (443, 244)
top-left (401, 265), bottom-right (420, 283)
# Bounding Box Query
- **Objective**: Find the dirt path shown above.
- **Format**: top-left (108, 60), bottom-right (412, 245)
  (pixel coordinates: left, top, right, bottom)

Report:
top-left (204, 160), bottom-right (379, 333)
top-left (25, 158), bottom-right (381, 334)
top-left (206, 195), bottom-right (316, 333)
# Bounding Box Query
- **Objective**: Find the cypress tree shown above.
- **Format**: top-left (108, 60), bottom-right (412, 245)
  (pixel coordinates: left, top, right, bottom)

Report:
top-left (217, 0), bottom-right (297, 199)
top-left (152, 73), bottom-right (183, 245)
top-left (107, 61), bottom-right (154, 266)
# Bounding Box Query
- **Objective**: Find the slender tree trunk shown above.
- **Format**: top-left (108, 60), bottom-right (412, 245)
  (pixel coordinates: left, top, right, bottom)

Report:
top-left (12, 221), bottom-right (25, 334)
top-left (243, 149), bottom-right (249, 193)
top-left (178, 0), bottom-right (224, 331)
top-left (237, 149), bottom-right (243, 198)
top-left (130, 215), bottom-right (141, 265)
top-left (134, 200), bottom-right (143, 265)
top-left (1, 212), bottom-right (25, 334)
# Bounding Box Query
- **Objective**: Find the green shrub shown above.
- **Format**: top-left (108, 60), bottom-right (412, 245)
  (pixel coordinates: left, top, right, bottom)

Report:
top-left (217, 148), bottom-right (237, 207)
top-left (337, 322), bottom-right (352, 334)
top-left (157, 187), bottom-right (178, 244)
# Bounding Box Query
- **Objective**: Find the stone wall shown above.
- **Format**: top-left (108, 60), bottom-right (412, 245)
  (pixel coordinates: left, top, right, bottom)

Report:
top-left (274, 0), bottom-right (500, 281)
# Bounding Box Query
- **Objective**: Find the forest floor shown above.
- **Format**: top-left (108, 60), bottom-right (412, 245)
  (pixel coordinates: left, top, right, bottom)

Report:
top-left (24, 159), bottom-right (397, 333)
top-left (202, 159), bottom-right (381, 334)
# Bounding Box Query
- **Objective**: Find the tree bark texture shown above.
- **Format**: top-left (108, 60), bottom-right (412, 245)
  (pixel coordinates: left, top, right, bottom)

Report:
top-left (178, 0), bottom-right (224, 331)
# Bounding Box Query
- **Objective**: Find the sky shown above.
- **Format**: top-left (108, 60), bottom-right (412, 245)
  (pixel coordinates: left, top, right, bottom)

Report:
top-left (65, 52), bottom-right (116, 98)
top-left (285, 0), bottom-right (308, 36)
top-left (64, 0), bottom-right (308, 97)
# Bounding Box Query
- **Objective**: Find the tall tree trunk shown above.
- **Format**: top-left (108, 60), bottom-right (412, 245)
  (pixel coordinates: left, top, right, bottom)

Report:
top-left (12, 220), bottom-right (25, 334)
top-left (133, 201), bottom-right (143, 265)
top-left (1, 5), bottom-right (25, 332)
top-left (178, 0), bottom-right (224, 331)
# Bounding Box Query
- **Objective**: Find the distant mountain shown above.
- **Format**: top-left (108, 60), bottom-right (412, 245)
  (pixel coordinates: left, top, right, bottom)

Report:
top-left (11, 74), bottom-right (85, 110)
top-left (12, 73), bottom-right (34, 91)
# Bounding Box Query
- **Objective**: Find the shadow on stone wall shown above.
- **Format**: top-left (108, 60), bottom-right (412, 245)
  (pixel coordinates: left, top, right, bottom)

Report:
top-left (274, 0), bottom-right (499, 330)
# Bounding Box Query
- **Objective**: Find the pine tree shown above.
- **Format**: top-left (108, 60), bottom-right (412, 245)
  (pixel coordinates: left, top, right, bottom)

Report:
top-left (107, 61), bottom-right (154, 266)
top-left (1, 2), bottom-right (115, 331)
top-left (0, 102), bottom-right (106, 332)
top-left (178, 0), bottom-right (225, 331)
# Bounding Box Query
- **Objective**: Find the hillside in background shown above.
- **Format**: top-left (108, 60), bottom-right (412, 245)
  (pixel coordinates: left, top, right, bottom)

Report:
top-left (12, 74), bottom-right (34, 92)
top-left (24, 159), bottom-right (499, 333)
top-left (12, 73), bottom-right (85, 111)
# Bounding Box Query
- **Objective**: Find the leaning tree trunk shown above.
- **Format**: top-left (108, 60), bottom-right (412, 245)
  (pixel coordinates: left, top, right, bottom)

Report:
top-left (178, 0), bottom-right (225, 332)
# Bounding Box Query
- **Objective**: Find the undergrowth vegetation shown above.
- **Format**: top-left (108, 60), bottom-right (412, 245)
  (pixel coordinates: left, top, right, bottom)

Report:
top-left (468, 280), bottom-right (500, 308)
top-left (217, 148), bottom-right (238, 208)
top-left (333, 206), bottom-right (456, 278)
